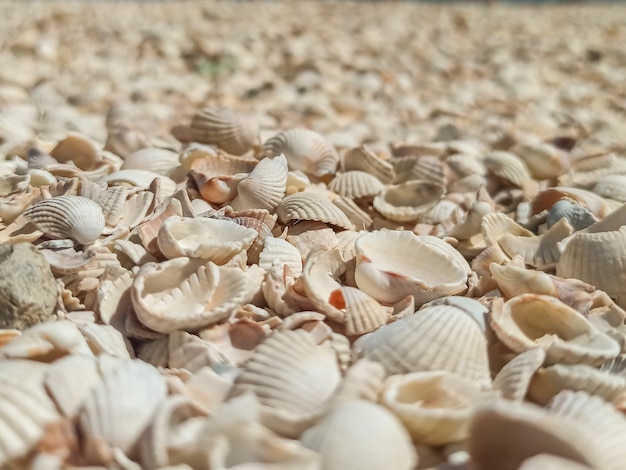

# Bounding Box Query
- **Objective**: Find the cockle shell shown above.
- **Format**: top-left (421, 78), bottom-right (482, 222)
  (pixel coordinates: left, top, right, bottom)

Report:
top-left (276, 192), bottom-right (353, 230)
top-left (262, 128), bottom-right (338, 180)
top-left (381, 371), bottom-right (486, 445)
top-left (341, 145), bottom-right (395, 183)
top-left (328, 171), bottom-right (385, 199)
top-left (332, 286), bottom-right (392, 336)
top-left (518, 454), bottom-right (593, 470)
top-left (557, 226), bottom-right (626, 308)
top-left (189, 108), bottom-right (259, 156)
top-left (131, 258), bottom-right (249, 333)
top-left (50, 131), bottom-right (102, 171)
top-left (121, 148), bottom-right (180, 176)
top-left (24, 195), bottom-right (105, 244)
top-left (230, 154), bottom-right (288, 212)
top-left (354, 230), bottom-right (471, 305)
top-left (258, 237), bottom-right (303, 277)
top-left (353, 301), bottom-right (491, 387)
top-left (484, 151), bottom-right (532, 188)
top-left (45, 354), bottom-right (101, 418)
top-left (492, 348), bottom-right (546, 401)
top-left (157, 216), bottom-right (257, 263)
top-left (373, 180), bottom-right (445, 222)
top-left (79, 359), bottom-right (167, 460)
top-left (229, 329), bottom-right (341, 437)
top-left (592, 174), bottom-right (626, 202)
top-left (531, 187), bottom-right (611, 219)
top-left (510, 140), bottom-right (570, 180)
top-left (391, 155), bottom-right (446, 185)
top-left (301, 400), bottom-right (417, 470)
top-left (489, 294), bottom-right (620, 366)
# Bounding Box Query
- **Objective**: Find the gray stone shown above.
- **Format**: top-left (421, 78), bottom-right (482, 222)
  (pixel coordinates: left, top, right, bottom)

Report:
top-left (0, 243), bottom-right (57, 330)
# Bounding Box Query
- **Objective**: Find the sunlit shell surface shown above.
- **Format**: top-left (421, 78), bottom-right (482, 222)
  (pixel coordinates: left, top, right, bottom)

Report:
top-left (189, 108), bottom-right (260, 156)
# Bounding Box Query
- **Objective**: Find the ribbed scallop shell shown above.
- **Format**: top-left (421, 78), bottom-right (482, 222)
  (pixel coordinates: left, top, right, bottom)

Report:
top-left (342, 145), bottom-right (395, 183)
top-left (231, 154), bottom-right (288, 212)
top-left (354, 231), bottom-right (470, 305)
top-left (101, 169), bottom-right (177, 197)
top-left (556, 227), bottom-right (626, 307)
top-left (484, 150), bottom-right (532, 188)
top-left (45, 354), bottom-right (101, 418)
top-left (276, 192), bottom-right (353, 230)
top-left (229, 329), bottom-right (342, 437)
top-left (131, 258), bottom-right (249, 333)
top-left (120, 148), bottom-right (180, 176)
top-left (333, 286), bottom-right (391, 336)
top-left (189, 108), bottom-right (259, 156)
top-left (328, 171), bottom-right (385, 199)
top-left (24, 195), bottom-right (105, 244)
top-left (258, 237), bottom-right (303, 277)
top-left (373, 180), bottom-right (445, 222)
top-left (79, 359), bottom-right (167, 456)
top-left (381, 371), bottom-right (485, 445)
top-left (300, 400), bottom-right (417, 470)
top-left (353, 302), bottom-right (491, 388)
top-left (529, 363), bottom-right (626, 405)
top-left (391, 155), bottom-right (445, 185)
top-left (593, 174), bottom-right (626, 202)
top-left (262, 128), bottom-right (338, 179)
top-left (445, 153), bottom-right (486, 178)
top-left (157, 216), bottom-right (257, 263)
top-left (489, 295), bottom-right (619, 366)
top-left (511, 140), bottom-right (570, 180)
top-left (492, 348), bottom-right (546, 401)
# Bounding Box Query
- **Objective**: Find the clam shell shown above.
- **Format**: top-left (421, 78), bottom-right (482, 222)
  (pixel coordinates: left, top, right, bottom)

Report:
top-left (489, 294), bottom-right (620, 366)
top-left (189, 108), bottom-right (259, 156)
top-left (492, 348), bottom-right (546, 401)
top-left (334, 286), bottom-right (392, 336)
top-left (353, 301), bottom-right (491, 387)
top-left (332, 359), bottom-right (386, 405)
top-left (341, 145), bottom-right (395, 183)
top-left (50, 131), bottom-right (102, 171)
top-left (157, 216), bottom-right (257, 263)
top-left (391, 155), bottom-right (445, 185)
top-left (276, 192), bottom-right (353, 230)
top-left (592, 174), bottom-right (626, 202)
top-left (131, 258), bottom-right (249, 333)
top-left (484, 150), bottom-right (532, 188)
top-left (300, 400), bottom-right (417, 470)
top-left (354, 230), bottom-right (470, 305)
top-left (120, 148), bottom-right (180, 176)
top-left (328, 171), bottom-right (385, 199)
top-left (262, 128), bottom-right (338, 179)
top-left (258, 237), bottom-right (303, 277)
top-left (373, 180), bottom-right (445, 222)
top-left (531, 187), bottom-right (611, 219)
top-left (230, 154), bottom-right (287, 212)
top-left (24, 195), bottom-right (105, 244)
top-left (511, 140), bottom-right (570, 180)
top-left (45, 354), bottom-right (101, 418)
top-left (229, 329), bottom-right (342, 437)
top-left (302, 247), bottom-right (346, 322)
top-left (381, 371), bottom-right (486, 445)
top-left (79, 359), bottom-right (167, 458)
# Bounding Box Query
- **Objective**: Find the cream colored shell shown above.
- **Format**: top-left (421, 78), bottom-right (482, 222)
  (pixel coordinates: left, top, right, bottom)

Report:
top-left (189, 108), bottom-right (259, 156)
top-left (328, 171), bottom-right (385, 199)
top-left (276, 192), bottom-right (353, 230)
top-left (230, 154), bottom-right (288, 212)
top-left (373, 180), bottom-right (445, 222)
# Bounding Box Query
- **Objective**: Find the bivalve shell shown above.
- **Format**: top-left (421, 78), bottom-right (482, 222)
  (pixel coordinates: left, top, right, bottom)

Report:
top-left (341, 145), bottom-right (395, 183)
top-left (189, 108), bottom-right (259, 156)
top-left (230, 154), bottom-right (287, 212)
top-left (276, 192), bottom-right (353, 230)
top-left (328, 171), bottom-right (385, 199)
top-left (373, 180), bottom-right (445, 222)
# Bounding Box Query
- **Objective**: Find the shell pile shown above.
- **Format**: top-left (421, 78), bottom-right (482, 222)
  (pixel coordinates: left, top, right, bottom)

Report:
top-left (2, 1), bottom-right (626, 469)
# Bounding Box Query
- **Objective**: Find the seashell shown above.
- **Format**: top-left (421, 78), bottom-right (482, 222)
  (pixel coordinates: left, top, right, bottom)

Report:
top-left (332, 359), bottom-right (386, 405)
top-left (546, 199), bottom-right (597, 231)
top-left (50, 132), bottom-right (102, 171)
top-left (0, 361), bottom-right (60, 467)
top-left (189, 108), bottom-right (259, 156)
top-left (104, 123), bottom-right (150, 159)
top-left (79, 359), bottom-right (167, 459)
top-left (354, 230), bottom-right (471, 305)
top-left (300, 400), bottom-right (417, 470)
top-left (332, 196), bottom-right (373, 231)
top-left (373, 180), bottom-right (445, 222)
top-left (131, 258), bottom-right (249, 333)
top-left (492, 348), bottom-right (546, 401)
top-left (101, 169), bottom-right (177, 197)
top-left (446, 198), bottom-right (493, 241)
top-left (342, 145), bottom-right (395, 183)
top-left (489, 294), bottom-right (620, 366)
top-left (484, 151), bottom-right (532, 188)
top-left (24, 195), bottom-right (105, 244)
top-left (169, 330), bottom-right (227, 373)
top-left (381, 371), bottom-right (486, 445)
top-left (445, 153), bottom-right (486, 178)
top-left (391, 155), bottom-right (446, 185)
top-left (79, 323), bottom-right (134, 359)
top-left (302, 247), bottom-right (346, 322)
top-left (276, 192), bottom-right (353, 230)
top-left (531, 187), bottom-right (612, 219)
top-left (510, 140), bottom-right (570, 180)
top-left (258, 237), bottom-right (303, 277)
top-left (518, 454), bottom-right (593, 470)
top-left (332, 286), bottom-right (392, 336)
top-left (262, 128), bottom-right (338, 180)
top-left (328, 170), bottom-right (385, 200)
top-left (353, 301), bottom-right (491, 387)
top-left (187, 152), bottom-right (257, 178)
top-left (229, 329), bottom-right (342, 437)
top-left (592, 174), bottom-right (626, 202)
top-left (227, 210), bottom-right (276, 265)
top-left (557, 226), bottom-right (626, 308)
top-left (121, 148), bottom-right (180, 176)
top-left (528, 363), bottom-right (626, 405)
top-left (157, 216), bottom-right (257, 263)
top-left (230, 154), bottom-right (287, 212)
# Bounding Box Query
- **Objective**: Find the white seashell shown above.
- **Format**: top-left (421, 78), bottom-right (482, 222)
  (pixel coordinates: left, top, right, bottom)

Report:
top-left (373, 180), bottom-right (445, 222)
top-left (391, 155), bottom-right (446, 185)
top-left (229, 329), bottom-right (341, 437)
top-left (593, 174), bottom-right (626, 202)
top-left (492, 348), bottom-right (546, 401)
top-left (258, 237), bottom-right (303, 277)
top-left (328, 171), bottom-right (385, 199)
top-left (531, 187), bottom-right (612, 219)
top-left (353, 301), bottom-right (491, 387)
top-left (354, 230), bottom-right (471, 305)
top-left (518, 454), bottom-right (593, 470)
top-left (189, 108), bottom-right (259, 156)
top-left (484, 151), bottom-right (532, 188)
top-left (79, 359), bottom-right (167, 458)
top-left (262, 128), bottom-right (338, 180)
top-left (342, 145), bottom-right (395, 183)
top-left (101, 169), bottom-right (177, 198)
top-left (381, 371), bottom-right (486, 445)
top-left (131, 258), bottom-right (249, 333)
top-left (489, 295), bottom-right (620, 366)
top-left (276, 192), bottom-right (353, 230)
top-left (79, 323), bottom-right (134, 359)
top-left (302, 247), bottom-right (346, 323)
top-left (50, 131), bottom-right (102, 171)
top-left (546, 200), bottom-right (597, 231)
top-left (24, 195), bottom-right (105, 244)
top-left (45, 354), bottom-right (101, 418)
top-left (332, 359), bottom-right (386, 405)
top-left (300, 400), bottom-right (417, 470)
top-left (230, 154), bottom-right (288, 212)
top-left (157, 216), bottom-right (257, 263)
top-left (511, 140), bottom-right (570, 180)
top-left (121, 147), bottom-right (180, 176)
top-left (335, 286), bottom-right (392, 336)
